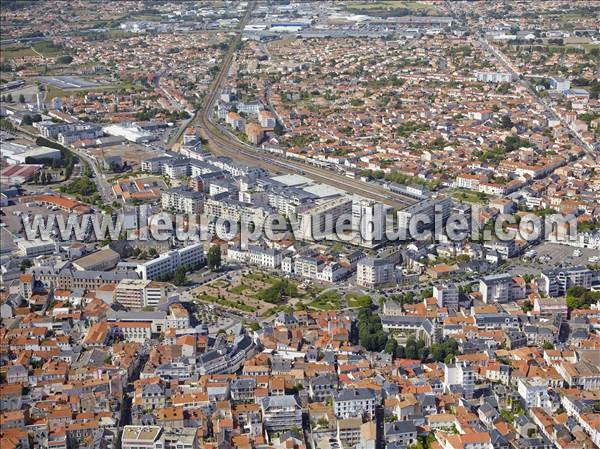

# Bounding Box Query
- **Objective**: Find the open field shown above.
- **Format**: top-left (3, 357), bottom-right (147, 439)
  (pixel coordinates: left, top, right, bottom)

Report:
top-left (345, 1), bottom-right (441, 15)
top-left (347, 1), bottom-right (437, 10)
top-left (1, 45), bottom-right (37, 59)
top-left (450, 188), bottom-right (489, 205)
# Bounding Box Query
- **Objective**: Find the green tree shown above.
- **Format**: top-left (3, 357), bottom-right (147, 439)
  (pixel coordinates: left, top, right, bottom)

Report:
top-left (18, 94), bottom-right (25, 103)
top-left (22, 114), bottom-right (33, 126)
top-left (566, 285), bottom-right (600, 309)
top-left (501, 114), bottom-right (513, 129)
top-left (521, 300), bottom-right (533, 313)
top-left (56, 55), bottom-right (73, 64)
top-left (20, 259), bottom-right (33, 272)
top-left (357, 308), bottom-right (388, 352)
top-left (207, 245), bottom-right (222, 271)
top-left (384, 337), bottom-right (398, 355)
top-left (274, 121), bottom-right (284, 136)
top-left (173, 266), bottom-right (187, 286)
top-left (173, 266), bottom-right (186, 285)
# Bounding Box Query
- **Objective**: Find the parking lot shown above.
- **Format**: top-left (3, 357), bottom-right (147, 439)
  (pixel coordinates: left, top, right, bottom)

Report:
top-left (533, 242), bottom-right (597, 267)
top-left (38, 75), bottom-right (101, 89)
top-left (0, 202), bottom-right (64, 236)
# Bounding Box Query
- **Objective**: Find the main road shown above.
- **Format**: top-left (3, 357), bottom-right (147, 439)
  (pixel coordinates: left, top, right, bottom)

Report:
top-left (478, 38), bottom-right (596, 160)
top-left (173, 2), bottom-right (415, 210)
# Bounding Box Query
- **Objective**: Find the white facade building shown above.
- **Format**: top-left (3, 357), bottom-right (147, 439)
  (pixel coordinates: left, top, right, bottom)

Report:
top-left (226, 245), bottom-right (282, 270)
top-left (433, 283), bottom-right (459, 310)
top-left (334, 388), bottom-right (377, 419)
top-left (356, 257), bottom-right (395, 288)
top-left (161, 188), bottom-right (204, 214)
top-left (517, 378), bottom-right (551, 410)
top-left (135, 243), bottom-right (204, 280)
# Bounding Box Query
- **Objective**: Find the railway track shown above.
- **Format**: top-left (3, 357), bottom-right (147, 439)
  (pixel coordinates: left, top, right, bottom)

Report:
top-left (176, 1), bottom-right (416, 210)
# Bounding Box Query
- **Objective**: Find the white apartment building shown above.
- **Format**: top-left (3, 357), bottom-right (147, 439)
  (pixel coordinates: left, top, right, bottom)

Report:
top-left (291, 256), bottom-right (347, 283)
top-left (476, 71), bottom-right (516, 83)
top-left (517, 378), bottom-right (551, 410)
top-left (237, 101), bottom-right (264, 115)
top-left (454, 174), bottom-right (483, 190)
top-left (479, 273), bottom-right (522, 304)
top-left (165, 304), bottom-right (190, 329)
top-left (540, 266), bottom-right (594, 297)
top-left (352, 199), bottom-right (386, 247)
top-left (433, 283), bottom-right (459, 310)
top-left (163, 161), bottom-right (190, 179)
top-left (549, 76), bottom-right (571, 92)
top-left (258, 110), bottom-right (277, 128)
top-left (260, 395), bottom-right (302, 434)
top-left (444, 362), bottom-right (475, 399)
top-left (114, 279), bottom-right (167, 309)
top-left (397, 196), bottom-right (452, 236)
top-left (112, 322), bottom-right (152, 343)
top-left (556, 360), bottom-right (600, 390)
top-left (161, 188), bottom-right (204, 214)
top-left (356, 257), bottom-right (395, 288)
top-left (297, 197), bottom-right (353, 242)
top-left (122, 426), bottom-right (163, 449)
top-left (334, 388), bottom-right (377, 419)
top-left (317, 262), bottom-right (347, 283)
top-left (281, 257), bottom-right (293, 274)
top-left (204, 198), bottom-right (272, 226)
top-left (136, 243), bottom-right (204, 280)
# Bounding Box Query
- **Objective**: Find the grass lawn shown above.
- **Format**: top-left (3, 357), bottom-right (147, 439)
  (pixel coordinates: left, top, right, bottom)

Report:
top-left (451, 188), bottom-right (488, 204)
top-left (511, 42), bottom-right (599, 53)
top-left (346, 1), bottom-right (440, 15)
top-left (244, 271), bottom-right (280, 284)
top-left (347, 293), bottom-right (372, 309)
top-left (2, 45), bottom-right (37, 59)
top-left (230, 284), bottom-right (249, 295)
top-left (44, 85), bottom-right (71, 100)
top-left (32, 40), bottom-right (67, 57)
top-left (347, 1), bottom-right (433, 10)
top-left (44, 82), bottom-right (141, 100)
top-left (309, 290), bottom-right (341, 310)
top-left (557, 12), bottom-right (588, 23)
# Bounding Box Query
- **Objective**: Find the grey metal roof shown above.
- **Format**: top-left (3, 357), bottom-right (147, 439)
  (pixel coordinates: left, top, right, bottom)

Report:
top-left (334, 388), bottom-right (375, 402)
